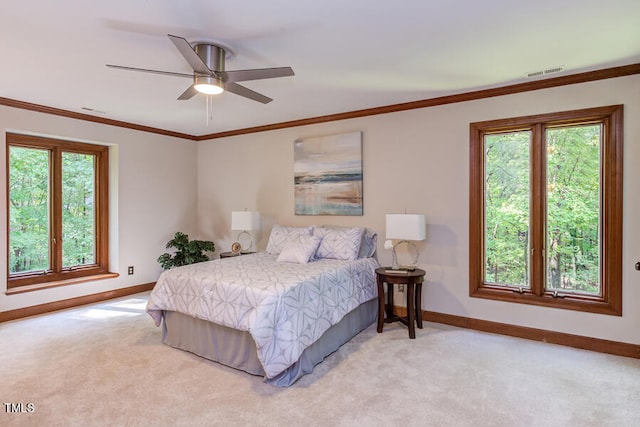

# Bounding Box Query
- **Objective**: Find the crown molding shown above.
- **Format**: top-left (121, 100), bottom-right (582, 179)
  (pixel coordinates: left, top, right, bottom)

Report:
top-left (2, 63), bottom-right (639, 141)
top-left (197, 63), bottom-right (640, 140)
top-left (0, 97), bottom-right (197, 140)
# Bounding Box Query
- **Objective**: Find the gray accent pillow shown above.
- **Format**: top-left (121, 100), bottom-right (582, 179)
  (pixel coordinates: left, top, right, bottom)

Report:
top-left (358, 228), bottom-right (377, 258)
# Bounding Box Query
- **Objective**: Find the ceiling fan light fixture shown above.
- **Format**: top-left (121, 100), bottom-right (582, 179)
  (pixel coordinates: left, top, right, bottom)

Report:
top-left (107, 35), bottom-right (292, 103)
top-left (194, 75), bottom-right (224, 95)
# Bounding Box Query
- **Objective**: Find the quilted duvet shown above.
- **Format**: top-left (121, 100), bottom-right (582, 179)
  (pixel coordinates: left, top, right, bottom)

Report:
top-left (146, 253), bottom-right (379, 378)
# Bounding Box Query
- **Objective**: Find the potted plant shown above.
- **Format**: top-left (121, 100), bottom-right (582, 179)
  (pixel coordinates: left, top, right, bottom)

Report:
top-left (157, 232), bottom-right (215, 270)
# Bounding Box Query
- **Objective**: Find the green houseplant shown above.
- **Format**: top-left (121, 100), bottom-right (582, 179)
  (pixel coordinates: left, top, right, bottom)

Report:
top-left (157, 232), bottom-right (215, 270)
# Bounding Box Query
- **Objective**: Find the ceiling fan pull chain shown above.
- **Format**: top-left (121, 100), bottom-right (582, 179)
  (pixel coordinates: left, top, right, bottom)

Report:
top-left (206, 95), bottom-right (214, 126)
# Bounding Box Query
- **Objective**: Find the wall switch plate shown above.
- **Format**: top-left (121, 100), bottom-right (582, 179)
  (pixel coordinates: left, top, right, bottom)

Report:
top-left (127, 266), bottom-right (134, 275)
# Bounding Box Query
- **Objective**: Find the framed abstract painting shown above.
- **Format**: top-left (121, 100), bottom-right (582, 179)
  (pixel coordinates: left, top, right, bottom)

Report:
top-left (294, 131), bottom-right (363, 215)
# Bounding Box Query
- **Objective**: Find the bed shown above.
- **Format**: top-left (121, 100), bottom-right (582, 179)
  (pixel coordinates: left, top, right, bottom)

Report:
top-left (146, 225), bottom-right (379, 386)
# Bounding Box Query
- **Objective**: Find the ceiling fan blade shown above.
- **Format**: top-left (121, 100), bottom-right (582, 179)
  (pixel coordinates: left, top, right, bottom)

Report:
top-left (220, 67), bottom-right (295, 83)
top-left (177, 85), bottom-right (199, 100)
top-left (168, 34), bottom-right (212, 75)
top-left (225, 82), bottom-right (273, 104)
top-left (106, 64), bottom-right (193, 78)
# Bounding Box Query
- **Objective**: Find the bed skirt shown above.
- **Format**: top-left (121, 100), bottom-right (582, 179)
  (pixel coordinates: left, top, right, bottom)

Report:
top-left (161, 298), bottom-right (377, 387)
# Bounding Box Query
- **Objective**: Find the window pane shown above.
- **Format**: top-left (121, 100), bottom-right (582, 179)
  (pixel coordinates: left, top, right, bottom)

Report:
top-left (546, 125), bottom-right (601, 295)
top-left (9, 146), bottom-right (50, 273)
top-left (62, 152), bottom-right (96, 267)
top-left (484, 131), bottom-right (531, 287)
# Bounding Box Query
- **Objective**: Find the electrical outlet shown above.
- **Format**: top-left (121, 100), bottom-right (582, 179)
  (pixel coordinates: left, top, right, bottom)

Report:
top-left (127, 266), bottom-right (134, 275)
top-left (398, 284), bottom-right (406, 293)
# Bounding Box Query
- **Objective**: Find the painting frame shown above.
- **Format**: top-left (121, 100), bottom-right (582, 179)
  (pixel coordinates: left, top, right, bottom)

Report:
top-left (294, 131), bottom-right (363, 216)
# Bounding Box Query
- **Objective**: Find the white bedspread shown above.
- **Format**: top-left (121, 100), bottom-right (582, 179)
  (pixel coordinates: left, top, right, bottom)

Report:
top-left (146, 253), bottom-right (379, 378)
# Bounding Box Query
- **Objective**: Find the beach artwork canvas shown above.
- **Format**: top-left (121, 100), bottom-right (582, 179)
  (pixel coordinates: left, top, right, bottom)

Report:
top-left (294, 131), bottom-right (363, 215)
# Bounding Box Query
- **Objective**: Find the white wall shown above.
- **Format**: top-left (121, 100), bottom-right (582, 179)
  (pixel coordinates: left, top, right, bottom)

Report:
top-left (0, 106), bottom-right (198, 312)
top-left (197, 74), bottom-right (640, 345)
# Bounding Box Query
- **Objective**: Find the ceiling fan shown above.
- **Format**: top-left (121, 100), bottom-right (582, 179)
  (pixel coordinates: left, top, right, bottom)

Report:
top-left (107, 34), bottom-right (294, 104)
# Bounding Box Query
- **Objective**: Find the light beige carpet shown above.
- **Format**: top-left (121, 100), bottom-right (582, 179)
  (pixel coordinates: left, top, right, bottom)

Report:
top-left (1, 292), bottom-right (639, 427)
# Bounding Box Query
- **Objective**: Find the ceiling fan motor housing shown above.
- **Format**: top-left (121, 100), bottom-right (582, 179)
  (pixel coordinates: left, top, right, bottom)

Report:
top-left (194, 44), bottom-right (225, 72)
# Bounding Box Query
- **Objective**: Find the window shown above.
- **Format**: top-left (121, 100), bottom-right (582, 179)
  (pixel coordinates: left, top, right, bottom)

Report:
top-left (7, 133), bottom-right (110, 290)
top-left (469, 105), bottom-right (623, 315)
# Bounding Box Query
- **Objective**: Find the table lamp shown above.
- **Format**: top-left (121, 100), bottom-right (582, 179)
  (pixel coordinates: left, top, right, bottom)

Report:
top-left (231, 210), bottom-right (260, 253)
top-left (385, 213), bottom-right (426, 270)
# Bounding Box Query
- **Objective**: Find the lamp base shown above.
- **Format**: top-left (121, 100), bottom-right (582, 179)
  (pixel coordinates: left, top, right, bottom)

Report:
top-left (237, 230), bottom-right (253, 253)
top-left (391, 241), bottom-right (419, 271)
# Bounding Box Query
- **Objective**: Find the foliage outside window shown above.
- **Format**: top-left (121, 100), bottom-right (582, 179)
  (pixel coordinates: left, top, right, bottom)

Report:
top-left (469, 105), bottom-right (623, 315)
top-left (7, 133), bottom-right (110, 289)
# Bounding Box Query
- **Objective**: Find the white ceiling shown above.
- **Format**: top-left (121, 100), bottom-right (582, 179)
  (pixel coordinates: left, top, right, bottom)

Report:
top-left (1, 0), bottom-right (639, 137)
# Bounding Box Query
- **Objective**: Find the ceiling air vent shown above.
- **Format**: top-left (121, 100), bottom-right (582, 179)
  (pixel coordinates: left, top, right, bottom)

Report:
top-left (526, 65), bottom-right (565, 78)
top-left (81, 107), bottom-right (106, 114)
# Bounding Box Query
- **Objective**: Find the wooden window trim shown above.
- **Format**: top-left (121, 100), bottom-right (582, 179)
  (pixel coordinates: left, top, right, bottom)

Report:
top-left (469, 105), bottom-right (623, 316)
top-left (6, 133), bottom-right (110, 289)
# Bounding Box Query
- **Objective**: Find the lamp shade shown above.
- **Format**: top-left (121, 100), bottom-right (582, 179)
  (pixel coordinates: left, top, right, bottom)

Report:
top-left (385, 214), bottom-right (426, 241)
top-left (231, 211), bottom-right (260, 231)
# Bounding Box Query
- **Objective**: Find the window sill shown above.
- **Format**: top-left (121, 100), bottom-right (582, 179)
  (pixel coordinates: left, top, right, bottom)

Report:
top-left (470, 286), bottom-right (621, 316)
top-left (5, 273), bottom-right (120, 295)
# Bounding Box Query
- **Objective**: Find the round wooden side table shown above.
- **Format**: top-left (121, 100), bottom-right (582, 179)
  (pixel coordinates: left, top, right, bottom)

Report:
top-left (375, 267), bottom-right (426, 339)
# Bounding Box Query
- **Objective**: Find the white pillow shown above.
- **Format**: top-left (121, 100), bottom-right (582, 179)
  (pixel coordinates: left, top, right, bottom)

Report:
top-left (266, 225), bottom-right (314, 255)
top-left (322, 225), bottom-right (377, 258)
top-left (313, 226), bottom-right (364, 261)
top-left (277, 235), bottom-right (321, 264)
